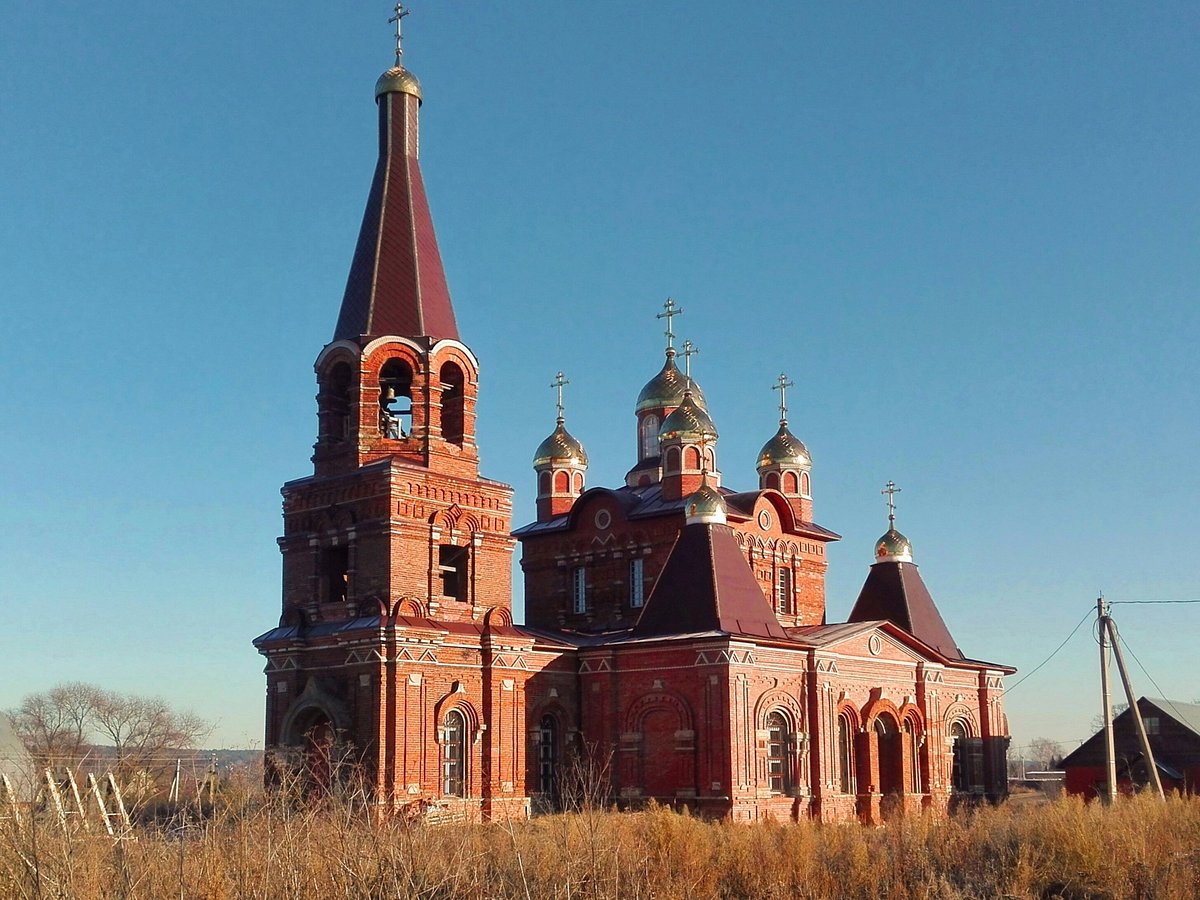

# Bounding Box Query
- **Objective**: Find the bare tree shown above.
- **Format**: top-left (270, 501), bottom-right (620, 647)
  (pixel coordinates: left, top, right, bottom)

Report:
top-left (1028, 737), bottom-right (1065, 770)
top-left (8, 681), bottom-right (102, 769)
top-left (90, 689), bottom-right (209, 780)
top-left (7, 683), bottom-right (209, 794)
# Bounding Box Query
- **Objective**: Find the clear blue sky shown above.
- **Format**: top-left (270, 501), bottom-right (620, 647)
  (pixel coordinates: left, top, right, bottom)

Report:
top-left (2, 2), bottom-right (1197, 753)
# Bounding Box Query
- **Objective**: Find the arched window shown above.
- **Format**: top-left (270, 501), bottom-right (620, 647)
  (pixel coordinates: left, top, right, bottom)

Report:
top-left (904, 718), bottom-right (922, 793)
top-left (765, 711), bottom-right (791, 795)
top-left (442, 709), bottom-right (467, 797)
top-left (379, 359), bottom-right (413, 439)
top-left (664, 446), bottom-right (681, 473)
top-left (765, 471), bottom-right (781, 490)
top-left (439, 362), bottom-right (465, 446)
top-left (838, 714), bottom-right (855, 793)
top-left (321, 545), bottom-right (350, 604)
top-left (319, 361), bottom-right (353, 441)
top-left (783, 471), bottom-right (799, 494)
top-left (776, 567), bottom-right (792, 615)
top-left (800, 472), bottom-right (810, 496)
top-left (874, 715), bottom-right (902, 794)
top-left (572, 472), bottom-right (584, 493)
top-left (554, 470), bottom-right (569, 493)
top-left (703, 448), bottom-right (715, 472)
top-left (950, 720), bottom-right (981, 794)
top-left (683, 446), bottom-right (701, 470)
top-left (538, 471), bottom-right (552, 495)
top-left (537, 714), bottom-right (559, 799)
top-left (437, 544), bottom-right (468, 601)
top-left (640, 414), bottom-right (659, 459)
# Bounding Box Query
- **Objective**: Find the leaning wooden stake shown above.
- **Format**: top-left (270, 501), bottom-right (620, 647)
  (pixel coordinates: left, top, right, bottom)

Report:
top-left (0, 773), bottom-right (22, 826)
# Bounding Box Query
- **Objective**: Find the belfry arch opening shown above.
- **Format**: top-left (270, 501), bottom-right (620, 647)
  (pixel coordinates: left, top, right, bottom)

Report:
top-left (318, 361), bottom-right (353, 442)
top-left (440, 362), bottom-right (465, 446)
top-left (379, 359), bottom-right (414, 439)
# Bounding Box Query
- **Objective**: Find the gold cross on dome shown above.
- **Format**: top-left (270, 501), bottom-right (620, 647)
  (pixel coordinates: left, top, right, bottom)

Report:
top-left (389, 3), bottom-right (411, 67)
top-left (772, 373), bottom-right (795, 424)
top-left (682, 340), bottom-right (699, 378)
top-left (550, 371), bottom-right (569, 422)
top-left (656, 297), bottom-right (683, 351)
top-left (881, 480), bottom-right (901, 527)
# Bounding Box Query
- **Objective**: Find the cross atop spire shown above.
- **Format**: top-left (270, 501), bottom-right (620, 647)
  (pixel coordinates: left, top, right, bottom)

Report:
top-left (550, 371), bottom-right (569, 424)
top-left (657, 297), bottom-right (683, 353)
top-left (388, 3), bottom-right (411, 68)
top-left (882, 480), bottom-right (901, 527)
top-left (772, 373), bottom-right (795, 425)
top-left (682, 339), bottom-right (699, 378)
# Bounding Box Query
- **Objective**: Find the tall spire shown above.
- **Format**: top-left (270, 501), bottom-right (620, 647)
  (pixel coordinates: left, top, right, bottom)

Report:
top-left (333, 6), bottom-right (460, 344)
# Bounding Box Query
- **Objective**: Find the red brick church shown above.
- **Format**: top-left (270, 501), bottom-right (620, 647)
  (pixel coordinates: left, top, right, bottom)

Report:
top-left (254, 31), bottom-right (1013, 824)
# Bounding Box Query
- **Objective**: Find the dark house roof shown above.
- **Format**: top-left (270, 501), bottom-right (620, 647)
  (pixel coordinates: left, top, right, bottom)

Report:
top-left (631, 522), bottom-right (791, 641)
top-left (334, 78), bottom-right (459, 344)
top-left (1061, 698), bottom-right (1200, 770)
top-left (847, 560), bottom-right (962, 660)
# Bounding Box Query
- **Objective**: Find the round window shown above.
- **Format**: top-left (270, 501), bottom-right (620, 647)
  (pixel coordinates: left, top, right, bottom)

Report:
top-left (594, 509), bottom-right (611, 530)
top-left (758, 510), bottom-right (771, 530)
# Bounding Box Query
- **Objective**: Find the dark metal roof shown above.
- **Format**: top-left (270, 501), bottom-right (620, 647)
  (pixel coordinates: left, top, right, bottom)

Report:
top-left (333, 86), bottom-right (458, 343)
top-left (847, 560), bottom-right (963, 660)
top-left (513, 482), bottom-right (839, 540)
top-left (631, 522), bottom-right (791, 640)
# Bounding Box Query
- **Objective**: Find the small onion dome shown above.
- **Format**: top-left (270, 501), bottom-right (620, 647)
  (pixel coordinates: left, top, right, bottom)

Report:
top-left (533, 421), bottom-right (588, 468)
top-left (874, 528), bottom-right (914, 564)
top-left (659, 392), bottom-right (718, 442)
top-left (756, 423), bottom-right (811, 471)
top-left (376, 66), bottom-right (423, 101)
top-left (685, 477), bottom-right (727, 525)
top-left (636, 354), bottom-right (707, 413)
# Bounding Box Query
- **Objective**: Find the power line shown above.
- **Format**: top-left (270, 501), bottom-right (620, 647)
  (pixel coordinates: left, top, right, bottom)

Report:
top-left (1001, 606), bottom-right (1093, 697)
top-left (1109, 599), bottom-right (1200, 605)
top-left (1110, 624), bottom-right (1194, 726)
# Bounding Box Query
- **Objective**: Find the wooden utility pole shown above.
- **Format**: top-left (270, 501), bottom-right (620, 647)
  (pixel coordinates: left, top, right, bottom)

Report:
top-left (1098, 597), bottom-right (1118, 803)
top-left (1106, 617), bottom-right (1166, 799)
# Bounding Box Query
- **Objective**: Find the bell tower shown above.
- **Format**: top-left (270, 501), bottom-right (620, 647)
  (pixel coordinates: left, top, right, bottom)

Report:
top-left (267, 17), bottom-right (515, 638)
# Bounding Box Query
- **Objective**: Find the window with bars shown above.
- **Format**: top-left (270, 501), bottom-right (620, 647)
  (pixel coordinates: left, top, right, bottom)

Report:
top-left (838, 714), bottom-right (855, 794)
top-left (537, 714), bottom-right (558, 797)
top-left (766, 711), bottom-right (791, 795)
top-left (776, 567), bottom-right (791, 614)
top-left (439, 545), bottom-right (468, 601)
top-left (629, 558), bottom-right (645, 608)
top-left (442, 709), bottom-right (466, 797)
top-left (572, 567), bottom-right (587, 614)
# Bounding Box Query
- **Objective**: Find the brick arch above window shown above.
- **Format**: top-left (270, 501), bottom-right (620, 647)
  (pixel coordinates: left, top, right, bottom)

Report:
top-left (753, 689), bottom-right (805, 732)
top-left (623, 690), bottom-right (694, 734)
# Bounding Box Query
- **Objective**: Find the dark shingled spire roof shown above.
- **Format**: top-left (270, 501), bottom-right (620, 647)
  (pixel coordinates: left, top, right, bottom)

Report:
top-left (632, 522), bottom-right (789, 640)
top-left (847, 561), bottom-right (963, 660)
top-left (333, 72), bottom-right (459, 344)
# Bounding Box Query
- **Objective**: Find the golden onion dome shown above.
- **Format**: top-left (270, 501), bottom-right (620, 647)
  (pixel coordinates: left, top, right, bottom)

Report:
top-left (659, 391), bottom-right (718, 442)
top-left (636, 354), bottom-right (706, 413)
top-left (685, 477), bottom-right (727, 526)
top-left (756, 423), bottom-right (811, 471)
top-left (533, 421), bottom-right (588, 468)
top-left (375, 66), bottom-right (423, 101)
top-left (874, 528), bottom-right (914, 564)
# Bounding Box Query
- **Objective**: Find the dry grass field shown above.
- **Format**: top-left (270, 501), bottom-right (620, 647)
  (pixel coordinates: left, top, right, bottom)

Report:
top-left (2, 789), bottom-right (1198, 899)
